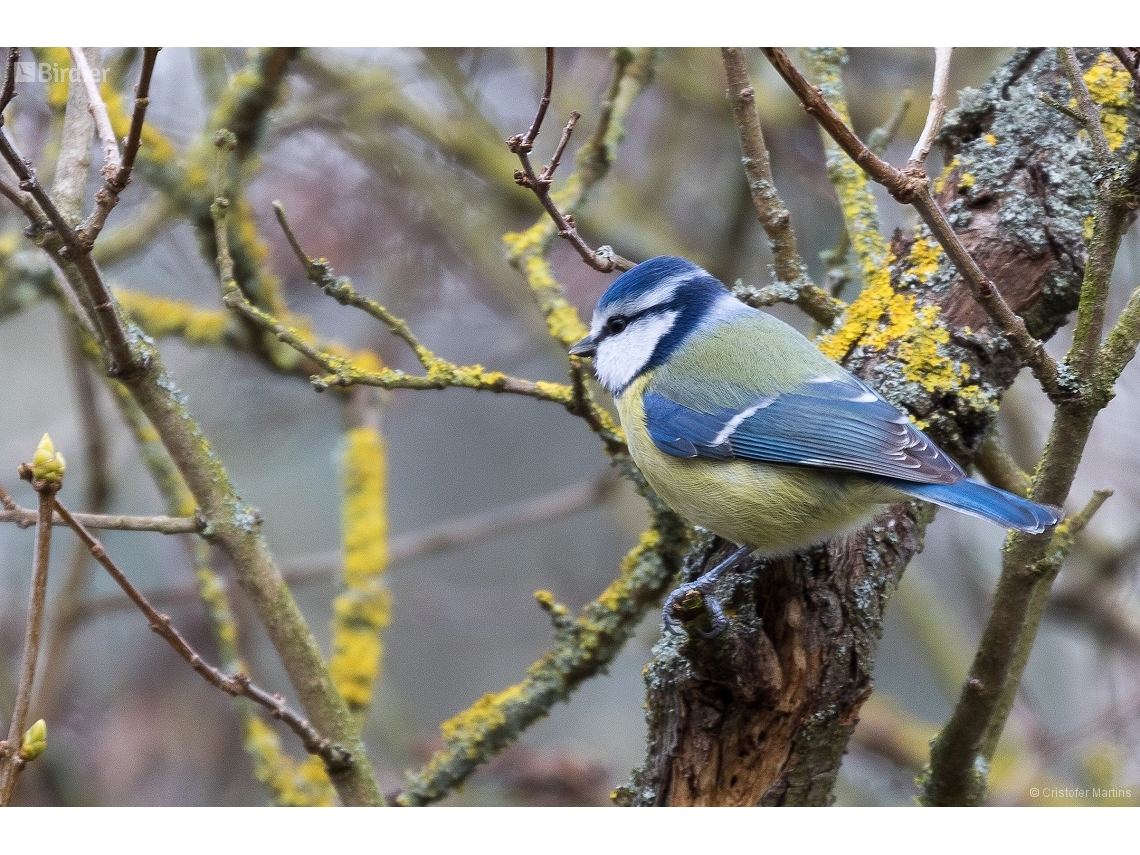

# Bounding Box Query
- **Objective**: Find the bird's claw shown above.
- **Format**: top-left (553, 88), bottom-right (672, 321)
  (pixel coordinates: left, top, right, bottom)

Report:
top-left (661, 544), bottom-right (753, 638)
top-left (661, 582), bottom-right (728, 638)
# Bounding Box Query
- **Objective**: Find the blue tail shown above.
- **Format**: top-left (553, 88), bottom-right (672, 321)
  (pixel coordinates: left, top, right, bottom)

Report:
top-left (886, 478), bottom-right (1063, 534)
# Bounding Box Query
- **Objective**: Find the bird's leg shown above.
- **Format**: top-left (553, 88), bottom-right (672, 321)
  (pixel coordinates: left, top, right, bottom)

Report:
top-left (662, 544), bottom-right (753, 637)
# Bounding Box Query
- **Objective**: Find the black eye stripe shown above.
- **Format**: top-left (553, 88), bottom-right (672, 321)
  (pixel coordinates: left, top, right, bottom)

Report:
top-left (600, 307), bottom-right (655, 340)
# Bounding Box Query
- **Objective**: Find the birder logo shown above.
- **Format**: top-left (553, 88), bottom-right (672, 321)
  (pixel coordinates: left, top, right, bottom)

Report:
top-left (14, 62), bottom-right (109, 84)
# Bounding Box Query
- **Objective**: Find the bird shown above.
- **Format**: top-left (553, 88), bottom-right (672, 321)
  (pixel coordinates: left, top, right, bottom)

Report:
top-left (569, 256), bottom-right (1062, 636)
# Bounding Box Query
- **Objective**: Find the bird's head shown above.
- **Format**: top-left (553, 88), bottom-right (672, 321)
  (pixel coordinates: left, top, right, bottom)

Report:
top-left (570, 256), bottom-right (738, 395)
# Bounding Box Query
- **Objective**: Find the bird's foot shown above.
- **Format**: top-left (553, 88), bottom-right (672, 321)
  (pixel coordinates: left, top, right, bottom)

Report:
top-left (662, 544), bottom-right (752, 638)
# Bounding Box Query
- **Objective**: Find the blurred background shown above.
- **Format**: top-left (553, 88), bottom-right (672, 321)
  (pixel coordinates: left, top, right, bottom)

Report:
top-left (1, 47), bottom-right (1138, 805)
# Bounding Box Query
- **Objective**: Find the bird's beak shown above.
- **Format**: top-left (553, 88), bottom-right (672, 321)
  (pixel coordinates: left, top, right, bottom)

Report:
top-left (569, 334), bottom-right (596, 358)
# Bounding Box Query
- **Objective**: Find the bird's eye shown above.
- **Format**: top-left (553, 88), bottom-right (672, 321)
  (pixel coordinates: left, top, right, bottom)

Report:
top-left (608, 316), bottom-right (628, 335)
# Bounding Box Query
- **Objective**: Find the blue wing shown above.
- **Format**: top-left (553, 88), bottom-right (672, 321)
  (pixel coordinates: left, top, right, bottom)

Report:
top-left (643, 374), bottom-right (965, 485)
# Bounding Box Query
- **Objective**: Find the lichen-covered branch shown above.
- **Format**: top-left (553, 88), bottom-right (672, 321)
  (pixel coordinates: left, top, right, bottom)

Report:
top-left (398, 517), bottom-right (688, 805)
top-left (0, 57), bottom-right (383, 804)
top-left (99, 369), bottom-right (336, 806)
top-left (329, 390), bottom-right (392, 722)
top-left (804, 48), bottom-right (890, 330)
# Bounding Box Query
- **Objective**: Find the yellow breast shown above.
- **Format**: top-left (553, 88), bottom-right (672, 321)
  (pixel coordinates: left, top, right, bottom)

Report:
top-left (617, 375), bottom-right (892, 554)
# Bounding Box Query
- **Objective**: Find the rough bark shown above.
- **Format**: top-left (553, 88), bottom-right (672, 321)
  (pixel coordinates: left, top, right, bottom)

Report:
top-left (620, 49), bottom-right (1110, 806)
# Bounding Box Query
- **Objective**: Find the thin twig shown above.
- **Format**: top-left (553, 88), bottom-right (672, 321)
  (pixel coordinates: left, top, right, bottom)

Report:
top-left (0, 506), bottom-right (201, 533)
top-left (0, 173), bottom-right (42, 223)
top-left (1035, 91), bottom-right (1087, 126)
top-left (49, 497), bottom-right (354, 775)
top-left (542, 111), bottom-right (579, 185)
top-left (907, 48), bottom-right (953, 170)
top-left (507, 48), bottom-right (634, 273)
top-left (1058, 48), bottom-right (1112, 168)
top-left (272, 201), bottom-right (436, 370)
top-left (867, 90), bottom-right (913, 155)
top-left (0, 480), bottom-right (200, 532)
top-left (520, 47), bottom-right (554, 152)
top-left (78, 47), bottom-right (160, 248)
top-left (33, 333), bottom-right (114, 721)
top-left (69, 47), bottom-right (121, 176)
top-left (0, 465), bottom-right (59, 804)
top-left (760, 47), bottom-right (1070, 406)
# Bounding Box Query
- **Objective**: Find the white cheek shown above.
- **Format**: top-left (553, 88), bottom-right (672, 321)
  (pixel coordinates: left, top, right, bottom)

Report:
top-left (594, 311), bottom-right (678, 393)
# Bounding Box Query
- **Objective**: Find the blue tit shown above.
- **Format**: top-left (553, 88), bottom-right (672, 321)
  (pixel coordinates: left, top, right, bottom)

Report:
top-left (569, 256), bottom-right (1062, 636)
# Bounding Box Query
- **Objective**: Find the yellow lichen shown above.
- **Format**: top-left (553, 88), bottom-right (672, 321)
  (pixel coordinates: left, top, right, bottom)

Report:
top-left (906, 235), bottom-right (944, 284)
top-left (1083, 216), bottom-right (1096, 243)
top-left (933, 157), bottom-right (961, 194)
top-left (596, 527), bottom-right (665, 613)
top-left (502, 220), bottom-right (552, 261)
top-left (195, 567), bottom-right (238, 653)
top-left (330, 426), bottom-right (391, 713)
top-left (1100, 113), bottom-right (1129, 152)
top-left (544, 302), bottom-right (590, 347)
top-left (244, 717), bottom-right (335, 806)
top-left (1083, 53), bottom-right (1133, 109)
top-left (984, 133), bottom-right (997, 146)
top-left (115, 288), bottom-right (230, 345)
top-left (819, 241), bottom-right (987, 408)
top-left (439, 687), bottom-right (517, 753)
top-left (1081, 52), bottom-right (1134, 152)
top-left (959, 173), bottom-right (976, 190)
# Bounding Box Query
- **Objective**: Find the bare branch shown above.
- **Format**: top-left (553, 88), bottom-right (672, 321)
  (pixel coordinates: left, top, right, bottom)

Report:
top-left (906, 47), bottom-right (953, 170)
top-left (78, 47), bottom-right (160, 248)
top-left (507, 48), bottom-right (634, 273)
top-left (0, 110), bottom-right (137, 375)
top-left (0, 505), bottom-right (201, 534)
top-left (520, 47), bottom-right (555, 152)
top-left (720, 48), bottom-right (815, 295)
top-left (69, 47), bottom-right (121, 176)
top-left (272, 201), bottom-right (436, 369)
top-left (0, 453), bottom-right (61, 804)
top-left (0, 173), bottom-right (41, 224)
